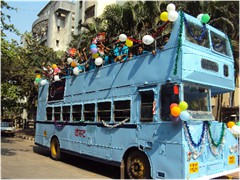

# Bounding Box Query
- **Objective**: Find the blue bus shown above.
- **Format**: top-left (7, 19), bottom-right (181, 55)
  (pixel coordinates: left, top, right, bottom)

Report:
top-left (35, 11), bottom-right (239, 179)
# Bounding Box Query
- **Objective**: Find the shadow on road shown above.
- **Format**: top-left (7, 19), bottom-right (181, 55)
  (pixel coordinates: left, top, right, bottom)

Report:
top-left (32, 145), bottom-right (119, 179)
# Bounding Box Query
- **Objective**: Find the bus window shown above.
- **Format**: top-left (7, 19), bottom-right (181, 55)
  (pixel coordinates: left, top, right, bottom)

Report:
top-left (184, 85), bottom-right (209, 111)
top-left (140, 91), bottom-right (154, 122)
top-left (72, 104), bottom-right (82, 121)
top-left (211, 31), bottom-right (230, 56)
top-left (185, 21), bottom-right (209, 48)
top-left (54, 107), bottom-right (61, 121)
top-left (114, 100), bottom-right (130, 122)
top-left (161, 84), bottom-right (180, 120)
top-left (62, 106), bottom-right (71, 121)
top-left (224, 64), bottom-right (229, 77)
top-left (97, 102), bottom-right (111, 122)
top-left (46, 107), bottom-right (53, 121)
top-left (84, 103), bottom-right (95, 122)
top-left (201, 59), bottom-right (219, 72)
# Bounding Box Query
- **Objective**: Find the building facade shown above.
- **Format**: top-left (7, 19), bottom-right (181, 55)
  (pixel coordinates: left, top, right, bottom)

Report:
top-left (32, 1), bottom-right (75, 51)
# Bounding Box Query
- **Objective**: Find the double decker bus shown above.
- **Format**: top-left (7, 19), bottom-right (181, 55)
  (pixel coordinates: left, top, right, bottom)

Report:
top-left (35, 11), bottom-right (239, 179)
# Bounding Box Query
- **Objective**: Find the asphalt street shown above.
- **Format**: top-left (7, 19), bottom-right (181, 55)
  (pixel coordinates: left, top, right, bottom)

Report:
top-left (1, 137), bottom-right (118, 179)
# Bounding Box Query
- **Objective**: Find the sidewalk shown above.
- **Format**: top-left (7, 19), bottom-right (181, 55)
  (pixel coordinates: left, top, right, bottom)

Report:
top-left (15, 128), bottom-right (35, 141)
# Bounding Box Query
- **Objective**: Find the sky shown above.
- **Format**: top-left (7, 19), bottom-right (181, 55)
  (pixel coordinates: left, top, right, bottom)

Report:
top-left (3, 0), bottom-right (50, 43)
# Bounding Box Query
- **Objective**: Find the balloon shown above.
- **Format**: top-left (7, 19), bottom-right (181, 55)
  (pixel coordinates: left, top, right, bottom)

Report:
top-left (197, 13), bottom-right (203, 21)
top-left (179, 101), bottom-right (188, 111)
top-left (67, 57), bottom-right (73, 64)
top-left (171, 116), bottom-right (180, 123)
top-left (52, 64), bottom-right (57, 69)
top-left (71, 61), bottom-right (77, 68)
top-left (73, 67), bottom-right (79, 75)
top-left (34, 81), bottom-right (39, 85)
top-left (170, 103), bottom-right (178, 110)
top-left (201, 14), bottom-right (210, 23)
top-left (95, 57), bottom-right (103, 66)
top-left (180, 111), bottom-right (190, 121)
top-left (40, 79), bottom-right (48, 86)
top-left (236, 121), bottom-right (240, 126)
top-left (168, 11), bottom-right (179, 22)
top-left (125, 39), bottom-right (133, 47)
top-left (171, 106), bottom-right (181, 117)
top-left (92, 53), bottom-right (99, 59)
top-left (36, 74), bottom-right (41, 79)
top-left (119, 34), bottom-right (127, 42)
top-left (35, 77), bottom-right (41, 83)
top-left (54, 75), bottom-right (60, 81)
top-left (227, 121), bottom-right (235, 128)
top-left (91, 47), bottom-right (98, 54)
top-left (160, 11), bottom-right (169, 22)
top-left (231, 125), bottom-right (240, 134)
top-left (142, 35), bottom-right (155, 45)
top-left (167, 3), bottom-right (176, 12)
top-left (90, 44), bottom-right (97, 49)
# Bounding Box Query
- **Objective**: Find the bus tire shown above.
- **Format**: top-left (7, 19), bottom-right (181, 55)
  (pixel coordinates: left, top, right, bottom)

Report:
top-left (50, 137), bottom-right (61, 160)
top-left (126, 151), bottom-right (150, 179)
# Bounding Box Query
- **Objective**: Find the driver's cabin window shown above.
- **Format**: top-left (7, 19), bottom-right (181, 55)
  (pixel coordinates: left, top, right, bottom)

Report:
top-left (161, 84), bottom-right (180, 120)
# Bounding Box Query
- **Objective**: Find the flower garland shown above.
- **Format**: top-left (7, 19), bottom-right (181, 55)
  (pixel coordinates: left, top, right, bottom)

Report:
top-left (102, 118), bottom-right (129, 128)
top-left (207, 122), bottom-right (225, 156)
top-left (183, 121), bottom-right (207, 159)
top-left (173, 11), bottom-right (184, 75)
top-left (54, 118), bottom-right (68, 129)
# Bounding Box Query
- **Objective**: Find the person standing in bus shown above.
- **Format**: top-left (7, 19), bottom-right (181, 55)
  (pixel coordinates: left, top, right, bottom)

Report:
top-left (114, 42), bottom-right (129, 63)
top-left (137, 44), bottom-right (156, 56)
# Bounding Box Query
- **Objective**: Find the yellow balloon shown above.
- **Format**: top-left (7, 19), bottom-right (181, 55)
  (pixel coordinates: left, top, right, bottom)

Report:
top-left (52, 64), bottom-right (57, 69)
top-left (160, 11), bottom-right (169, 22)
top-left (179, 101), bottom-right (188, 111)
top-left (71, 61), bottom-right (77, 68)
top-left (92, 53), bottom-right (99, 59)
top-left (126, 39), bottom-right (133, 47)
top-left (36, 74), bottom-right (41, 78)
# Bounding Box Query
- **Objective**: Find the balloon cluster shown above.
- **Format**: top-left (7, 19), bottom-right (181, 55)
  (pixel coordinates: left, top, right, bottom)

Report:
top-left (34, 74), bottom-right (42, 85)
top-left (89, 44), bottom-right (103, 67)
top-left (197, 13), bottom-right (210, 23)
top-left (170, 101), bottom-right (190, 123)
top-left (227, 121), bottom-right (240, 135)
top-left (160, 3), bottom-right (179, 22)
top-left (119, 33), bottom-right (154, 46)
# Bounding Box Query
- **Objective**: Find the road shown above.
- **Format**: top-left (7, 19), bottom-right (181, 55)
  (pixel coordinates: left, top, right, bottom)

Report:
top-left (1, 137), bottom-right (119, 179)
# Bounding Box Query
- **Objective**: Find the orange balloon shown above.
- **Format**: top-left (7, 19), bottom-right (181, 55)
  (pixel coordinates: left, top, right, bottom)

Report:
top-left (171, 106), bottom-right (181, 117)
top-left (36, 74), bottom-right (41, 79)
top-left (170, 103), bottom-right (178, 110)
top-left (227, 121), bottom-right (235, 128)
top-left (71, 61), bottom-right (77, 68)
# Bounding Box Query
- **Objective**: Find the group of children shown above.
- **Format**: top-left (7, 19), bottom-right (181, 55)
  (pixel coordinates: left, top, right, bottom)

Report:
top-left (41, 34), bottom-right (170, 81)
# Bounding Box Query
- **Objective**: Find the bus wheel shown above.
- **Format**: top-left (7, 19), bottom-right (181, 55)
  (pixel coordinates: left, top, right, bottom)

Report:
top-left (126, 151), bottom-right (150, 179)
top-left (50, 137), bottom-right (61, 160)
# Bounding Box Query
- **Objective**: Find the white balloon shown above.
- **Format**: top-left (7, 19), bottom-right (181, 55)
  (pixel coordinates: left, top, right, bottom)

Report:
top-left (167, 3), bottom-right (176, 12)
top-left (40, 79), bottom-right (48, 86)
top-left (73, 67), bottom-right (79, 75)
top-left (119, 34), bottom-right (127, 42)
top-left (197, 14), bottom-right (203, 21)
top-left (95, 57), bottom-right (103, 66)
top-left (54, 75), bottom-right (60, 81)
top-left (231, 125), bottom-right (240, 134)
top-left (142, 35), bottom-right (155, 45)
top-left (67, 57), bottom-right (73, 64)
top-left (168, 11), bottom-right (179, 22)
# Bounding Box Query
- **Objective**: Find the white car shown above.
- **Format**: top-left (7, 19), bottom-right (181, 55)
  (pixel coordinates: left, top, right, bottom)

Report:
top-left (1, 121), bottom-right (15, 136)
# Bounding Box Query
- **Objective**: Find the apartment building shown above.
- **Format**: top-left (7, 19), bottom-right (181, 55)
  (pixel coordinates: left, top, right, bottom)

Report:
top-left (32, 1), bottom-right (75, 51)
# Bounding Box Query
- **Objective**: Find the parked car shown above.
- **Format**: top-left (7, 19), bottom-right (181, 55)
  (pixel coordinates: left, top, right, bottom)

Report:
top-left (1, 121), bottom-right (15, 136)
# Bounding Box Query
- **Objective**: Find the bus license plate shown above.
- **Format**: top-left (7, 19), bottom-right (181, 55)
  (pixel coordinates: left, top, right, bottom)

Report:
top-left (189, 162), bottom-right (199, 174)
top-left (228, 155), bottom-right (235, 165)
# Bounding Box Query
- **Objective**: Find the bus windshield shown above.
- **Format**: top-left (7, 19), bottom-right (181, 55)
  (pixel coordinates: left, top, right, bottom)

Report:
top-left (211, 31), bottom-right (230, 56)
top-left (184, 85), bottom-right (209, 112)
